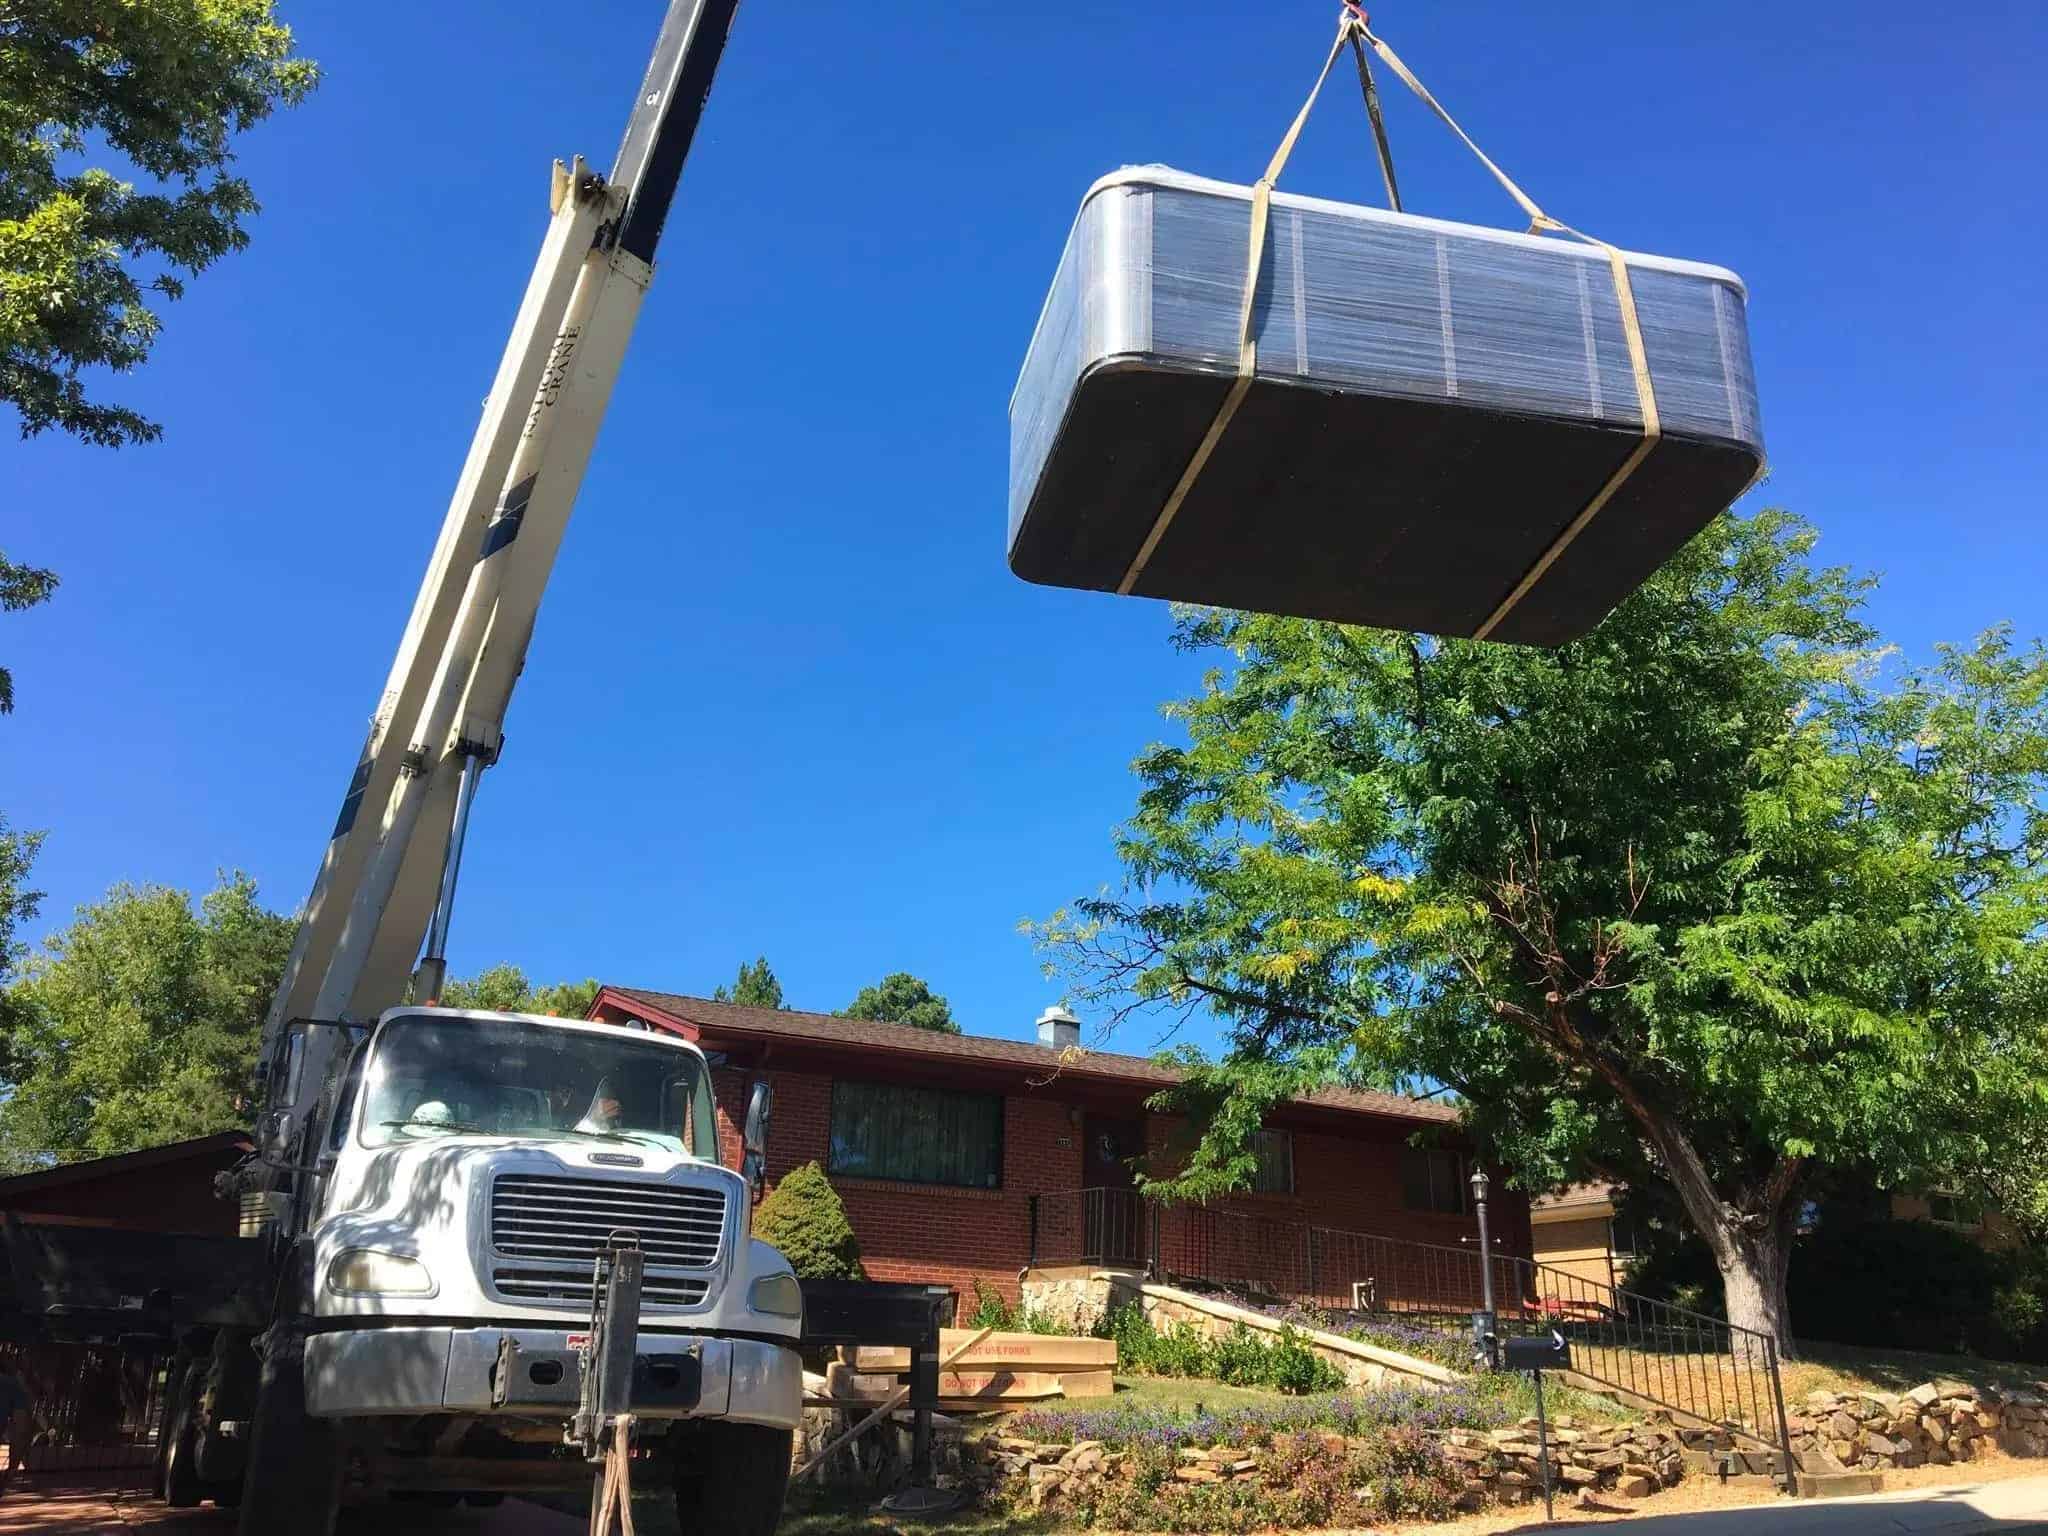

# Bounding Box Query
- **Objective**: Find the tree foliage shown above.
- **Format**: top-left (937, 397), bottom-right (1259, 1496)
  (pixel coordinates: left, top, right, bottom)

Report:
top-left (713, 955), bottom-right (785, 1010)
top-left (751, 1160), bottom-right (863, 1280)
top-left (438, 963), bottom-right (598, 1020)
top-left (0, 815), bottom-right (46, 1079)
top-left (842, 971), bottom-right (959, 1034)
top-left (0, 871), bottom-right (293, 1168)
top-left (1040, 511), bottom-right (2048, 1347)
top-left (3, 0), bottom-right (317, 446)
top-left (1, 553), bottom-right (58, 714)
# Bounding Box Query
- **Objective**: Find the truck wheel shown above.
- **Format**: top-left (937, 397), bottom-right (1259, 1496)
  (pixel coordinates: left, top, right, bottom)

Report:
top-left (673, 1422), bottom-right (792, 1536)
top-left (236, 1331), bottom-right (339, 1536)
top-left (161, 1367), bottom-right (203, 1508)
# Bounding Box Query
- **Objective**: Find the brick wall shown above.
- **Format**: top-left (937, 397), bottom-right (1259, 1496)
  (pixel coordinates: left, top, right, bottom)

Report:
top-left (710, 1061), bottom-right (1530, 1318)
top-left (715, 1066), bottom-right (1082, 1310)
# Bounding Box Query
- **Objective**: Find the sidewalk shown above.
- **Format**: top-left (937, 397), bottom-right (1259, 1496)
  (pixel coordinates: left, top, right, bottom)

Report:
top-left (1478, 1473), bottom-right (2048, 1535)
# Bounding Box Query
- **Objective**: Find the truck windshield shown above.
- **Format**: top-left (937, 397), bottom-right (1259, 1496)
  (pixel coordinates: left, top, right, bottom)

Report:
top-left (358, 1014), bottom-right (717, 1160)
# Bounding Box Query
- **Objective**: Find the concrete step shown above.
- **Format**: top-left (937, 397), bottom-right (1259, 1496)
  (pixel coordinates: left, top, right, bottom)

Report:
top-left (1794, 1470), bottom-right (1885, 1499)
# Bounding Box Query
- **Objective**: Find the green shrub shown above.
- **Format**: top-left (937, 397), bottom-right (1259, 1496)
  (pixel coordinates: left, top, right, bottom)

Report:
top-left (1094, 1303), bottom-right (1342, 1393)
top-left (1788, 1219), bottom-right (2006, 1357)
top-left (1211, 1322), bottom-right (1268, 1386)
top-left (966, 1277), bottom-right (1076, 1335)
top-left (1993, 1283), bottom-right (2044, 1346)
top-left (1268, 1324), bottom-right (1345, 1395)
top-left (750, 1161), bottom-right (863, 1280)
top-left (968, 1277), bottom-right (1012, 1331)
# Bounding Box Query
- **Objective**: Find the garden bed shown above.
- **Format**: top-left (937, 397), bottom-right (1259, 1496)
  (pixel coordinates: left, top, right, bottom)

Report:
top-left (979, 1388), bottom-right (1687, 1532)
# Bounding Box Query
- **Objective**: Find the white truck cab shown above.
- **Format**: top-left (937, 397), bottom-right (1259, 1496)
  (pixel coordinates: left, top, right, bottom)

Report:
top-left (299, 1008), bottom-right (802, 1435)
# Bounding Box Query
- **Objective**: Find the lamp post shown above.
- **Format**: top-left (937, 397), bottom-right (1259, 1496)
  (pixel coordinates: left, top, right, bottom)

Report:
top-left (1471, 1164), bottom-right (1496, 1370)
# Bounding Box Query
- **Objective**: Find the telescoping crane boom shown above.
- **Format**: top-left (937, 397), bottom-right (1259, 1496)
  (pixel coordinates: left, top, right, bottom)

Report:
top-left (120, 8), bottom-right (808, 1532)
top-left (256, 0), bottom-right (741, 1154)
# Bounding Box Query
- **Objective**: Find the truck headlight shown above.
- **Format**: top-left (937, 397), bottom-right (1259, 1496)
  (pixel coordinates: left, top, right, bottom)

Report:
top-left (327, 1249), bottom-right (436, 1297)
top-left (748, 1272), bottom-right (802, 1318)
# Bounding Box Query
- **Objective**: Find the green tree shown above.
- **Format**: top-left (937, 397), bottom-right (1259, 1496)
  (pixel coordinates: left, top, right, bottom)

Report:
top-left (1, 553), bottom-right (57, 714)
top-left (751, 1160), bottom-right (863, 1280)
top-left (0, 816), bottom-right (46, 1080)
top-left (3, 0), bottom-right (318, 446)
top-left (712, 956), bottom-right (785, 1009)
top-left (1041, 511), bottom-right (2048, 1350)
top-left (841, 971), bottom-right (958, 1034)
top-left (0, 871), bottom-right (294, 1167)
top-left (439, 964), bottom-right (598, 1019)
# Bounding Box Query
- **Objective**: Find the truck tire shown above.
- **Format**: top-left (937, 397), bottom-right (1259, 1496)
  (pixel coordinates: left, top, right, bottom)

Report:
top-left (161, 1366), bottom-right (203, 1508)
top-left (236, 1331), bottom-right (339, 1536)
top-left (673, 1422), bottom-right (792, 1536)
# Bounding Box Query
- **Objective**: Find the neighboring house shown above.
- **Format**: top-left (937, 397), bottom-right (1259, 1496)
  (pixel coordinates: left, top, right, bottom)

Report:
top-left (589, 987), bottom-right (1531, 1311)
top-left (0, 1132), bottom-right (252, 1239)
top-left (1889, 1190), bottom-right (2023, 1251)
top-left (1531, 1183), bottom-right (2020, 1307)
top-left (1529, 1183), bottom-right (1644, 1304)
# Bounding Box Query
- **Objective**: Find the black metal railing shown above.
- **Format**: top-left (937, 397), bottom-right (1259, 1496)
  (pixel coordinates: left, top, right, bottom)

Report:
top-left (5, 1342), bottom-right (168, 1474)
top-left (1025, 1186), bottom-right (1791, 1480)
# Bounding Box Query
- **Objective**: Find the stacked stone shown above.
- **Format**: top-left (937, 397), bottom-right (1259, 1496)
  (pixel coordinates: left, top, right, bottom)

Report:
top-left (1438, 1418), bottom-right (1687, 1508)
top-left (981, 1419), bottom-right (1688, 1514)
top-left (985, 1435), bottom-right (1127, 1509)
top-left (1786, 1381), bottom-right (2048, 1471)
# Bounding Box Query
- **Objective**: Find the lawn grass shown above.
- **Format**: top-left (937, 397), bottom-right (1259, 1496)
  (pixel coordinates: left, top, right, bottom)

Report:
top-left (1783, 1339), bottom-right (2047, 1400)
top-left (1084, 1372), bottom-right (1315, 1415)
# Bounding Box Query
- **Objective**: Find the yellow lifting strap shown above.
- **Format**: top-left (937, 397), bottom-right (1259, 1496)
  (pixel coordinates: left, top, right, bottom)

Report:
top-left (1118, 9), bottom-right (1663, 641)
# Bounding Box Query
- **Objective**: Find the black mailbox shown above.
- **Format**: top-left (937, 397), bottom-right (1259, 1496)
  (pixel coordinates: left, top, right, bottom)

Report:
top-left (1500, 1329), bottom-right (1572, 1372)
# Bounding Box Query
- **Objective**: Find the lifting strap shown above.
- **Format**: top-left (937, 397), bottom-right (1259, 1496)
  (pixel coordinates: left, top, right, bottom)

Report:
top-left (1350, 28), bottom-right (1401, 212)
top-left (1117, 9), bottom-right (1662, 642)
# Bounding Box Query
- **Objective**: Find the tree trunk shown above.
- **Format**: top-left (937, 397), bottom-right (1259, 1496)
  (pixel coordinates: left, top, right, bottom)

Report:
top-left (1713, 1223), bottom-right (1794, 1357)
top-left (1577, 1046), bottom-right (1799, 1353)
top-left (1559, 1007), bottom-right (1803, 1354)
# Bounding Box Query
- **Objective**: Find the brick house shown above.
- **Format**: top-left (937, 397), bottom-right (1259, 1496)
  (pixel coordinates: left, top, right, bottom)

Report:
top-left (0, 1132), bottom-right (251, 1240)
top-left (588, 988), bottom-right (1530, 1311)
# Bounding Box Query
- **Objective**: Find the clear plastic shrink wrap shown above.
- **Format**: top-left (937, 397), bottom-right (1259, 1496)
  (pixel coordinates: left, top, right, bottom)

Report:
top-left (1007, 167), bottom-right (1765, 645)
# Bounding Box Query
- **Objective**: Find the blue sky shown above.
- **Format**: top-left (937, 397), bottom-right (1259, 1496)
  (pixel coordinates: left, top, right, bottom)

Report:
top-left (6, 0), bottom-right (2045, 1056)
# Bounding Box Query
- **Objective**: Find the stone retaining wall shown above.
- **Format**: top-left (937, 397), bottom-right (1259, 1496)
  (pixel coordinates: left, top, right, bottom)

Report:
top-left (983, 1417), bottom-right (1689, 1513)
top-left (1790, 1381), bottom-right (2048, 1471)
top-left (1017, 1264), bottom-right (1128, 1335)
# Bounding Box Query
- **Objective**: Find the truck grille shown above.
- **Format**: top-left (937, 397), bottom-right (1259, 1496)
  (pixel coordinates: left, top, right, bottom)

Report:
top-left (490, 1174), bottom-right (728, 1273)
top-left (491, 1266), bottom-right (710, 1308)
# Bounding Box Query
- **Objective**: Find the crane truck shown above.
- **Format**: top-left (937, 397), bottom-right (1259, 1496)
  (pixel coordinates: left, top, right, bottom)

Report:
top-left (51, 2), bottom-right (805, 1531)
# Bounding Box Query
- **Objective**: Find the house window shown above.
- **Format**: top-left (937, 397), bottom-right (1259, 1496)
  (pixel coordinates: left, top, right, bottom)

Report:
top-left (1927, 1191), bottom-right (1983, 1229)
top-left (1609, 1214), bottom-right (1647, 1259)
top-left (828, 1081), bottom-right (1003, 1189)
top-left (1400, 1148), bottom-right (1467, 1214)
top-left (1251, 1130), bottom-right (1294, 1194)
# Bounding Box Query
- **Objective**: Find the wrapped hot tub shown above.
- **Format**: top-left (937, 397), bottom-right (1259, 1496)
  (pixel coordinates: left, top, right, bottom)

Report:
top-left (1006, 167), bottom-right (1765, 646)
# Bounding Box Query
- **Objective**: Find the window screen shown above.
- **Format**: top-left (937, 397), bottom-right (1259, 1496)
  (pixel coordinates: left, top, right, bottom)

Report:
top-left (829, 1081), bottom-right (1003, 1189)
top-left (1250, 1129), bottom-right (1294, 1194)
top-left (1400, 1147), bottom-right (1467, 1214)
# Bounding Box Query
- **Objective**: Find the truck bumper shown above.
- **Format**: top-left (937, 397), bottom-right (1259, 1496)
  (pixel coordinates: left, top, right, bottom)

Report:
top-left (304, 1326), bottom-right (801, 1429)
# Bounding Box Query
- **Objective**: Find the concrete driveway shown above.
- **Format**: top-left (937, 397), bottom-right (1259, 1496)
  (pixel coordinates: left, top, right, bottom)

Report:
top-left (0, 1479), bottom-right (590, 1535)
top-left (1501, 1473), bottom-right (2048, 1535)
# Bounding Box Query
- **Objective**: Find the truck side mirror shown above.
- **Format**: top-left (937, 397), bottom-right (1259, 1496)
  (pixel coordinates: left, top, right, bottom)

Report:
top-left (741, 1080), bottom-right (772, 1201)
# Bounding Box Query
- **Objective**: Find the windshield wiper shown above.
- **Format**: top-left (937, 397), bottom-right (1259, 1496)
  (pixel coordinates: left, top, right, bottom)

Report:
top-left (559, 1128), bottom-right (668, 1148)
top-left (381, 1116), bottom-right (488, 1135)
